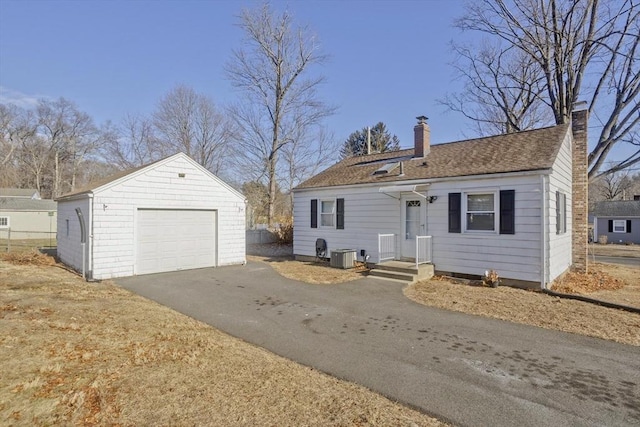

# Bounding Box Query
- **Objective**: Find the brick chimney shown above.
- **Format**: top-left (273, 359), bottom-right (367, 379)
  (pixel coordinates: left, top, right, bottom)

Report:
top-left (414, 115), bottom-right (430, 158)
top-left (571, 104), bottom-right (588, 273)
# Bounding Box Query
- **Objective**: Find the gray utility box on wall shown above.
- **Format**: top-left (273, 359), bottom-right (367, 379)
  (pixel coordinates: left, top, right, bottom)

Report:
top-left (330, 249), bottom-right (357, 269)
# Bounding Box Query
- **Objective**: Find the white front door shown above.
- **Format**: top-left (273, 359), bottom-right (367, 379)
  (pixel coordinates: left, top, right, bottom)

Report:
top-left (401, 195), bottom-right (426, 259)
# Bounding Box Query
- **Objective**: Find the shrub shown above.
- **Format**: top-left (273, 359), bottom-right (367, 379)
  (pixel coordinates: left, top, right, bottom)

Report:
top-left (273, 219), bottom-right (293, 244)
top-left (598, 235), bottom-right (608, 244)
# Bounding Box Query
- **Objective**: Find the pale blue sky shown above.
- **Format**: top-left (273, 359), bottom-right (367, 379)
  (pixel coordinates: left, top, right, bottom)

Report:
top-left (0, 0), bottom-right (632, 164)
top-left (0, 0), bottom-right (472, 148)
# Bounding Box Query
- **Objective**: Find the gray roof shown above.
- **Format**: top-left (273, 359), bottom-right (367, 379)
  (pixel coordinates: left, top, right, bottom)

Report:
top-left (295, 124), bottom-right (569, 190)
top-left (0, 197), bottom-right (57, 211)
top-left (591, 200), bottom-right (640, 218)
top-left (0, 188), bottom-right (40, 198)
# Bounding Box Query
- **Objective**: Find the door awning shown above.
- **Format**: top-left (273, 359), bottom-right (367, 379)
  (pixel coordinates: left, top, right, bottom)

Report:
top-left (378, 184), bottom-right (430, 199)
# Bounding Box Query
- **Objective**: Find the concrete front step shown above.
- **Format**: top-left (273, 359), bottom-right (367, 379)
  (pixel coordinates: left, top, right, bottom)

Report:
top-left (368, 262), bottom-right (435, 284)
top-left (368, 269), bottom-right (416, 282)
top-left (367, 275), bottom-right (411, 285)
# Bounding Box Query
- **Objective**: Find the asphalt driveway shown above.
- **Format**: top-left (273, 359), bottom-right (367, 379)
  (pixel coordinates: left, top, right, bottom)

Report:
top-left (117, 261), bottom-right (640, 427)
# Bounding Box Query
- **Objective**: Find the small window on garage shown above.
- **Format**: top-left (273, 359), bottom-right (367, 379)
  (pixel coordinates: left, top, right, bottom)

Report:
top-left (0, 216), bottom-right (8, 228)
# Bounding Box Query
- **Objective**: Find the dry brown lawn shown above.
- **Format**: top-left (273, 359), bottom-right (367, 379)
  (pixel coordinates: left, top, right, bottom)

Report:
top-left (248, 255), bottom-right (367, 284)
top-left (589, 243), bottom-right (640, 258)
top-left (405, 265), bottom-right (640, 347)
top-left (0, 252), bottom-right (446, 426)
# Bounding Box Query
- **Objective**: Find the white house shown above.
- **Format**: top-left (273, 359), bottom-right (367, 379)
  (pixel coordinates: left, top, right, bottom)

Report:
top-left (293, 110), bottom-right (589, 289)
top-left (0, 197), bottom-right (57, 240)
top-left (56, 153), bottom-right (246, 280)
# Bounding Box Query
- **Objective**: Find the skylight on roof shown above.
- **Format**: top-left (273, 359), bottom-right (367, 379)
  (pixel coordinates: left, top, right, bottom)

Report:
top-left (373, 162), bottom-right (399, 175)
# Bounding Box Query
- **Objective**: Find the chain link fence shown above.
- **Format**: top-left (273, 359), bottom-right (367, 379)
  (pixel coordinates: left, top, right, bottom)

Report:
top-left (1, 229), bottom-right (56, 253)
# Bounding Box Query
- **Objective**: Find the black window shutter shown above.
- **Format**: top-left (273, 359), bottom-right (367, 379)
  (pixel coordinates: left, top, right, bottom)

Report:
top-left (500, 190), bottom-right (515, 234)
top-left (608, 220), bottom-right (613, 233)
top-left (336, 198), bottom-right (345, 230)
top-left (311, 199), bottom-right (318, 228)
top-left (627, 220), bottom-right (632, 233)
top-left (448, 193), bottom-right (461, 233)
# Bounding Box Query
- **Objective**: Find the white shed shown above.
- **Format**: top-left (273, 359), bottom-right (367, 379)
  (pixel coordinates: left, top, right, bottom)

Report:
top-left (56, 153), bottom-right (246, 280)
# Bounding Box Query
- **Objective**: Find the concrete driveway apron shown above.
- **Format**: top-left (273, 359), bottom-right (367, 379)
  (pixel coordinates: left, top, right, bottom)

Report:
top-left (117, 261), bottom-right (640, 427)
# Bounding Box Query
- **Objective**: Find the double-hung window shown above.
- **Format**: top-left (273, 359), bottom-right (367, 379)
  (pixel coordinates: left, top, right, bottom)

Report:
top-left (311, 198), bottom-right (345, 229)
top-left (449, 190), bottom-right (514, 234)
top-left (0, 216), bottom-right (8, 228)
top-left (612, 220), bottom-right (626, 233)
top-left (320, 200), bottom-right (335, 227)
top-left (466, 193), bottom-right (495, 231)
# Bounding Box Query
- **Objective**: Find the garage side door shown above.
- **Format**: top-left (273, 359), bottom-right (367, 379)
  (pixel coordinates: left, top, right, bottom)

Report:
top-left (136, 209), bottom-right (216, 275)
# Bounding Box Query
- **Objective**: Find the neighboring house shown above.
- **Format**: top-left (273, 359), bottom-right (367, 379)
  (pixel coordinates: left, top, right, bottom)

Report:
top-left (56, 153), bottom-right (246, 280)
top-left (591, 200), bottom-right (640, 244)
top-left (293, 111), bottom-right (589, 289)
top-left (0, 197), bottom-right (57, 240)
top-left (0, 188), bottom-right (42, 199)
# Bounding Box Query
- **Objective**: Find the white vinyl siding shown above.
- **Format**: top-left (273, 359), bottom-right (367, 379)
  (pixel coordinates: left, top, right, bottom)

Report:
top-left (294, 173), bottom-right (544, 283)
top-left (56, 197), bottom-right (91, 275)
top-left (547, 130), bottom-right (573, 283)
top-left (57, 154), bottom-right (245, 280)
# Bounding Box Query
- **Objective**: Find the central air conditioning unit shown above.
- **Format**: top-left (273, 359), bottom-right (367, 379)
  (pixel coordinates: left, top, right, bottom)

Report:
top-left (330, 249), bottom-right (356, 269)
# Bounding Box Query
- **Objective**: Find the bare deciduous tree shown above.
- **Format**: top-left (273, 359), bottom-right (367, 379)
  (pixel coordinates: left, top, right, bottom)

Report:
top-left (280, 125), bottom-right (335, 210)
top-left (440, 43), bottom-right (551, 136)
top-left (36, 98), bottom-right (101, 196)
top-left (101, 114), bottom-right (159, 169)
top-left (453, 0), bottom-right (639, 178)
top-left (1, 99), bottom-right (105, 197)
top-left (0, 104), bottom-right (38, 189)
top-left (153, 85), bottom-right (234, 175)
top-left (591, 165), bottom-right (634, 199)
top-left (226, 3), bottom-right (336, 226)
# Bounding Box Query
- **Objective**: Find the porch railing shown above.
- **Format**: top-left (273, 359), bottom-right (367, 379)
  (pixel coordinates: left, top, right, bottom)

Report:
top-left (378, 233), bottom-right (397, 262)
top-left (416, 235), bottom-right (432, 269)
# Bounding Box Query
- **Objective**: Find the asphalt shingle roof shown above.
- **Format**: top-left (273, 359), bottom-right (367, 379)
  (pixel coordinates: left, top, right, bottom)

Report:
top-left (591, 200), bottom-right (640, 217)
top-left (0, 198), bottom-right (56, 211)
top-left (295, 124), bottom-right (570, 190)
top-left (0, 188), bottom-right (40, 198)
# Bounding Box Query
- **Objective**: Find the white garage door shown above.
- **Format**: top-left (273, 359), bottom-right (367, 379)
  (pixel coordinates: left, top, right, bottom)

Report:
top-left (136, 209), bottom-right (216, 275)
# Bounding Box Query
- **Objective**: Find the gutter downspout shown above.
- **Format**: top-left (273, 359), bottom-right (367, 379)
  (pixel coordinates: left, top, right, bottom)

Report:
top-left (540, 174), bottom-right (548, 290)
top-left (88, 193), bottom-right (94, 281)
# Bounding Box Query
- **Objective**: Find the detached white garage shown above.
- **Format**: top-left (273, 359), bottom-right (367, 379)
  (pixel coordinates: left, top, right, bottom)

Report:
top-left (56, 153), bottom-right (246, 280)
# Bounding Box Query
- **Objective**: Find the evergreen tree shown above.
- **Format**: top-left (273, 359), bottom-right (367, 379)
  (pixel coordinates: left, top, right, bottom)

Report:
top-left (340, 122), bottom-right (400, 159)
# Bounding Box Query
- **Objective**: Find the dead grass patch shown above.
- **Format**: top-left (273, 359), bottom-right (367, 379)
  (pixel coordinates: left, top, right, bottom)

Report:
top-left (406, 275), bottom-right (640, 346)
top-left (248, 255), bottom-right (367, 284)
top-left (0, 259), bottom-right (445, 426)
top-left (589, 243), bottom-right (640, 258)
